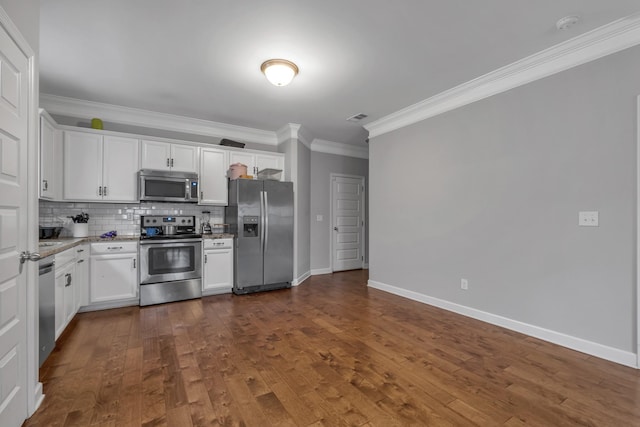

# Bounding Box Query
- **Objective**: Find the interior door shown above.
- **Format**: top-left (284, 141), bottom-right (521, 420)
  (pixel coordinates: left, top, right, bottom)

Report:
top-left (0, 21), bottom-right (29, 427)
top-left (332, 175), bottom-right (365, 271)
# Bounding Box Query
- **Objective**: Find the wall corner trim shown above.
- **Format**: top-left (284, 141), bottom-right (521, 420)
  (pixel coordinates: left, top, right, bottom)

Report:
top-left (365, 12), bottom-right (640, 139)
top-left (292, 270), bottom-right (311, 286)
top-left (367, 279), bottom-right (638, 369)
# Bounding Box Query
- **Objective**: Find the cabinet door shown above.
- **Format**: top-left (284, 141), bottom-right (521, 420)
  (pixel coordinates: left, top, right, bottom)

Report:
top-left (255, 153), bottom-right (284, 174)
top-left (90, 254), bottom-right (138, 302)
top-left (140, 140), bottom-right (171, 171)
top-left (229, 152), bottom-right (255, 176)
top-left (40, 115), bottom-right (55, 199)
top-left (75, 245), bottom-right (89, 309)
top-left (171, 144), bottom-right (198, 173)
top-left (200, 148), bottom-right (228, 205)
top-left (64, 131), bottom-right (103, 200)
top-left (102, 136), bottom-right (139, 201)
top-left (54, 262), bottom-right (74, 339)
top-left (203, 248), bottom-right (233, 292)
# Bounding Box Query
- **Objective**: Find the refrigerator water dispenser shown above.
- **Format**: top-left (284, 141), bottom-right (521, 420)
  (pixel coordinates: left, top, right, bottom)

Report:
top-left (243, 216), bottom-right (259, 237)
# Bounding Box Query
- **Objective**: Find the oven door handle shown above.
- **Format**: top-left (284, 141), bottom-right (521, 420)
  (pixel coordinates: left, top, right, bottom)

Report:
top-left (139, 238), bottom-right (203, 245)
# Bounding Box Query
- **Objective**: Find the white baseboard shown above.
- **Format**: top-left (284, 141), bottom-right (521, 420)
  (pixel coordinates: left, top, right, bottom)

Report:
top-left (368, 280), bottom-right (638, 369)
top-left (31, 382), bottom-right (44, 416)
top-left (311, 268), bottom-right (332, 275)
top-left (292, 270), bottom-right (311, 286)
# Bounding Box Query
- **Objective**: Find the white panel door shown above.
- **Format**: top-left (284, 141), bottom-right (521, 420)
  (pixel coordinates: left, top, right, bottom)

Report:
top-left (170, 144), bottom-right (198, 173)
top-left (332, 176), bottom-right (364, 271)
top-left (102, 135), bottom-right (139, 201)
top-left (63, 131), bottom-right (102, 200)
top-left (140, 139), bottom-right (171, 170)
top-left (0, 22), bottom-right (29, 427)
top-left (199, 148), bottom-right (228, 205)
top-left (39, 115), bottom-right (55, 199)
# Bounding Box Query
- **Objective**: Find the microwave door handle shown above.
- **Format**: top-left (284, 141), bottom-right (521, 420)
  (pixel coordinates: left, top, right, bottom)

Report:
top-left (185, 180), bottom-right (190, 199)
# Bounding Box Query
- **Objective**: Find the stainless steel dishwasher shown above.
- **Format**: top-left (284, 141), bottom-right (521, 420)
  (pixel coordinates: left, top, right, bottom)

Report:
top-left (39, 256), bottom-right (55, 367)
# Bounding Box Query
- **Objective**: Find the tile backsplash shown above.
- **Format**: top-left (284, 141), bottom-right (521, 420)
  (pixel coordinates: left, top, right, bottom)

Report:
top-left (40, 201), bottom-right (225, 237)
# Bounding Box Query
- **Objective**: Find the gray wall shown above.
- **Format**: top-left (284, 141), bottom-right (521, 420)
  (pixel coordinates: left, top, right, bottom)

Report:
top-left (370, 45), bottom-right (640, 353)
top-left (310, 151), bottom-right (369, 271)
top-left (0, 0), bottom-right (39, 53)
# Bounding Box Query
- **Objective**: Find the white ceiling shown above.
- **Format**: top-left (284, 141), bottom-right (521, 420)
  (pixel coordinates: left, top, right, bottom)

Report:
top-left (39, 1), bottom-right (640, 146)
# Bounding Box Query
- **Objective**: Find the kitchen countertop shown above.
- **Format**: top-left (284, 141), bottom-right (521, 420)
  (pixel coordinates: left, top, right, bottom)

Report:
top-left (39, 234), bottom-right (235, 258)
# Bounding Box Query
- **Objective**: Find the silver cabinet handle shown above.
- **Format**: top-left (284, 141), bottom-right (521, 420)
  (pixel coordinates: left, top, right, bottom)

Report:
top-left (107, 246), bottom-right (123, 250)
top-left (166, 158), bottom-right (170, 167)
top-left (43, 180), bottom-right (48, 191)
top-left (98, 186), bottom-right (103, 196)
top-left (77, 249), bottom-right (84, 253)
top-left (65, 273), bottom-right (72, 287)
top-left (200, 191), bottom-right (203, 200)
top-left (77, 259), bottom-right (84, 264)
top-left (103, 186), bottom-right (108, 196)
top-left (132, 258), bottom-right (136, 269)
top-left (204, 254), bottom-right (207, 263)
top-left (334, 227), bottom-right (338, 231)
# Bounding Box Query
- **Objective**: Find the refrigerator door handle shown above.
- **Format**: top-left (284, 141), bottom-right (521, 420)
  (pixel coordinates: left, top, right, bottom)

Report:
top-left (264, 191), bottom-right (269, 251)
top-left (260, 190), bottom-right (266, 253)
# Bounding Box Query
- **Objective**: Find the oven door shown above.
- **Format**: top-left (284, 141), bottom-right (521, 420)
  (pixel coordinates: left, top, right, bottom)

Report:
top-left (139, 239), bottom-right (202, 284)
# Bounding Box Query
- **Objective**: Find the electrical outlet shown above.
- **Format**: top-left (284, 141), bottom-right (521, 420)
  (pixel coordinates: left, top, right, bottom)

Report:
top-left (579, 211), bottom-right (599, 227)
top-left (461, 278), bottom-right (468, 290)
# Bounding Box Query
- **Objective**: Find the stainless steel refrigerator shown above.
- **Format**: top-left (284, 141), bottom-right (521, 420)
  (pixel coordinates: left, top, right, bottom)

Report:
top-left (226, 179), bottom-right (293, 294)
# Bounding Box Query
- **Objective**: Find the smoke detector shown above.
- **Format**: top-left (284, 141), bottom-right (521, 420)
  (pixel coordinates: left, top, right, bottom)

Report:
top-left (556, 15), bottom-right (580, 31)
top-left (347, 113), bottom-right (368, 122)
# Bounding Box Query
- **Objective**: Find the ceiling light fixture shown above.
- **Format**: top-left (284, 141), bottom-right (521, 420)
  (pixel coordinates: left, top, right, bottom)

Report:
top-left (556, 15), bottom-right (580, 31)
top-left (260, 59), bottom-right (299, 86)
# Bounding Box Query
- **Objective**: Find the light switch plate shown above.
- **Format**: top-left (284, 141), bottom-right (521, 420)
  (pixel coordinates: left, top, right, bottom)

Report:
top-left (579, 211), bottom-right (599, 227)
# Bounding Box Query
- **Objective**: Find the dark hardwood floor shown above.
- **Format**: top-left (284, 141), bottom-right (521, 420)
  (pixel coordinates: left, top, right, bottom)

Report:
top-left (24, 270), bottom-right (640, 426)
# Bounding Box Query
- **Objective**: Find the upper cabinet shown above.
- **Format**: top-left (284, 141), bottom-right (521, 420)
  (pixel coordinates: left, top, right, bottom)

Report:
top-left (229, 151), bottom-right (284, 180)
top-left (39, 111), bottom-right (62, 200)
top-left (140, 139), bottom-right (198, 173)
top-left (199, 147), bottom-right (228, 205)
top-left (63, 131), bottom-right (139, 202)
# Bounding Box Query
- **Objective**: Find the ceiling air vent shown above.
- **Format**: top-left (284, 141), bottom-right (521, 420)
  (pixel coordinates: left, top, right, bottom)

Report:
top-left (346, 113), bottom-right (368, 122)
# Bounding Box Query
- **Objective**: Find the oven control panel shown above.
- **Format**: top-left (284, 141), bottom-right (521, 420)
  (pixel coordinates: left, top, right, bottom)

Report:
top-left (142, 216), bottom-right (194, 226)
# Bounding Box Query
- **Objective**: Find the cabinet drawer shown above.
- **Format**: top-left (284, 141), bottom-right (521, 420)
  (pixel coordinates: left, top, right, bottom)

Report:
top-left (55, 248), bottom-right (77, 268)
top-left (204, 238), bottom-right (233, 249)
top-left (91, 241), bottom-right (137, 255)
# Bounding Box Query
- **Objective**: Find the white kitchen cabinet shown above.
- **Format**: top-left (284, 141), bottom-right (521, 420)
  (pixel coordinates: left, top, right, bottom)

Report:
top-left (54, 248), bottom-right (77, 339)
top-left (39, 111), bottom-right (62, 200)
top-left (203, 238), bottom-right (233, 295)
top-left (140, 139), bottom-right (198, 173)
top-left (228, 151), bottom-right (284, 180)
top-left (90, 242), bottom-right (138, 304)
top-left (75, 244), bottom-right (89, 310)
top-left (199, 148), bottom-right (228, 205)
top-left (64, 131), bottom-right (139, 202)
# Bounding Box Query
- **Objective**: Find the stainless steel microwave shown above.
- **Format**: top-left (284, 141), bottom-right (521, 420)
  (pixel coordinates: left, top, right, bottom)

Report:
top-left (138, 169), bottom-right (199, 203)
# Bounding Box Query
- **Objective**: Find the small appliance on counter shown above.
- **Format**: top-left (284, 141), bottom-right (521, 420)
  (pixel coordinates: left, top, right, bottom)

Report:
top-left (139, 215), bottom-right (202, 306)
top-left (200, 210), bottom-right (212, 235)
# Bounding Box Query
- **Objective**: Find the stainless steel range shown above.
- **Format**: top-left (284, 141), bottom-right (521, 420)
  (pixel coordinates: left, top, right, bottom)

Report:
top-left (139, 215), bottom-right (202, 306)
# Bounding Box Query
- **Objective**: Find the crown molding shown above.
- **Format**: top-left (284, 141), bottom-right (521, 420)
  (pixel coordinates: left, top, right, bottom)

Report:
top-left (365, 12), bottom-right (640, 139)
top-left (40, 94), bottom-right (278, 145)
top-left (276, 123), bottom-right (313, 149)
top-left (311, 138), bottom-right (369, 159)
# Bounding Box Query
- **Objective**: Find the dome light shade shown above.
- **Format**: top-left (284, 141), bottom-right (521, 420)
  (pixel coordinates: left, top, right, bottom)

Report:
top-left (260, 59), bottom-right (299, 86)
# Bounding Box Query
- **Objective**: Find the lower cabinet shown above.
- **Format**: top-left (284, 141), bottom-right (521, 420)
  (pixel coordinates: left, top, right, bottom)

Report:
top-left (90, 242), bottom-right (138, 304)
top-left (74, 244), bottom-right (89, 309)
top-left (54, 248), bottom-right (77, 340)
top-left (203, 238), bottom-right (234, 295)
